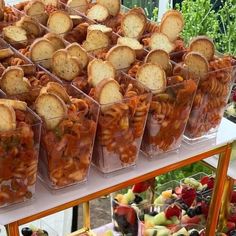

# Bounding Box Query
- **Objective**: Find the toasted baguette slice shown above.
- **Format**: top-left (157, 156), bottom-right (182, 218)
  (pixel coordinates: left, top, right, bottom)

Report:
top-left (29, 38), bottom-right (55, 68)
top-left (82, 30), bottom-right (109, 52)
top-left (184, 52), bottom-right (209, 78)
top-left (2, 26), bottom-right (27, 43)
top-left (160, 10), bottom-right (184, 42)
top-left (0, 99), bottom-right (27, 111)
top-left (145, 49), bottom-right (170, 71)
top-left (44, 33), bottom-right (66, 51)
top-left (87, 4), bottom-right (109, 22)
top-left (15, 16), bottom-right (42, 38)
top-left (121, 12), bottom-right (146, 39)
top-left (87, 24), bottom-right (112, 35)
top-left (66, 43), bottom-right (88, 68)
top-left (136, 63), bottom-right (166, 93)
top-left (52, 49), bottom-right (81, 81)
top-left (0, 66), bottom-right (31, 95)
top-left (35, 93), bottom-right (67, 129)
top-left (43, 82), bottom-right (70, 103)
top-left (0, 104), bottom-right (16, 131)
top-left (189, 36), bottom-right (215, 61)
top-left (47, 10), bottom-right (73, 34)
top-left (88, 59), bottom-right (115, 87)
top-left (41, 0), bottom-right (58, 7)
top-left (149, 32), bottom-right (175, 53)
top-left (106, 45), bottom-right (136, 70)
top-left (94, 78), bottom-right (123, 105)
top-left (66, 0), bottom-right (88, 13)
top-left (117, 37), bottom-right (143, 50)
top-left (0, 48), bottom-right (14, 60)
top-left (97, 0), bottom-right (120, 16)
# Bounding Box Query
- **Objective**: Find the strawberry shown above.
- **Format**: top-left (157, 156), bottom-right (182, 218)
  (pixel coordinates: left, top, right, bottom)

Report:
top-left (116, 206), bottom-right (137, 225)
top-left (200, 176), bottom-right (210, 186)
top-left (228, 214), bottom-right (236, 223)
top-left (226, 221), bottom-right (235, 232)
top-left (132, 181), bottom-right (150, 193)
top-left (165, 204), bottom-right (182, 219)
top-left (181, 187), bottom-right (196, 207)
top-left (207, 177), bottom-right (215, 189)
top-left (231, 191), bottom-right (236, 203)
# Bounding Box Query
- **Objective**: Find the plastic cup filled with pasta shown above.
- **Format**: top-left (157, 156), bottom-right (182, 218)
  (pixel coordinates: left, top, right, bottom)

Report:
top-left (129, 60), bottom-right (198, 157)
top-left (172, 36), bottom-right (236, 143)
top-left (36, 84), bottom-right (99, 189)
top-left (91, 72), bottom-right (152, 174)
top-left (0, 98), bottom-right (41, 208)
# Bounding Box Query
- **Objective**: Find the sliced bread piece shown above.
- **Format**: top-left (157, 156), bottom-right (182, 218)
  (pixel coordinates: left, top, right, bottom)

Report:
top-left (15, 16), bottom-right (42, 38)
top-left (149, 32), bottom-right (175, 53)
top-left (2, 26), bottom-right (27, 43)
top-left (106, 45), bottom-right (135, 70)
top-left (0, 99), bottom-right (27, 111)
top-left (47, 10), bottom-right (73, 34)
top-left (184, 52), bottom-right (209, 78)
top-left (66, 0), bottom-right (88, 13)
top-left (117, 37), bottom-right (143, 50)
top-left (87, 24), bottom-right (112, 36)
top-left (121, 12), bottom-right (146, 39)
top-left (29, 38), bottom-right (55, 68)
top-left (145, 49), bottom-right (170, 71)
top-left (189, 36), bottom-right (215, 61)
top-left (97, 0), bottom-right (120, 16)
top-left (44, 33), bottom-right (66, 51)
top-left (35, 93), bottom-right (67, 129)
top-left (87, 4), bottom-right (109, 22)
top-left (42, 82), bottom-right (70, 103)
top-left (52, 49), bottom-right (81, 81)
top-left (136, 63), bottom-right (166, 93)
top-left (41, 0), bottom-right (58, 7)
top-left (88, 59), bottom-right (115, 87)
top-left (160, 10), bottom-right (184, 42)
top-left (0, 66), bottom-right (31, 95)
top-left (94, 78), bottom-right (123, 105)
top-left (0, 104), bottom-right (16, 131)
top-left (66, 42), bottom-right (88, 68)
top-left (82, 30), bottom-right (109, 52)
top-left (0, 48), bottom-right (14, 60)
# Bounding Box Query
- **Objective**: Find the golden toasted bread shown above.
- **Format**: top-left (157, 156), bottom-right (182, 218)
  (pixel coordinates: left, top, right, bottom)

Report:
top-left (87, 24), bottom-right (112, 36)
top-left (0, 48), bottom-right (14, 60)
top-left (82, 30), bottom-right (109, 52)
top-left (52, 49), bottom-right (81, 81)
top-left (35, 93), bottom-right (67, 129)
top-left (15, 16), bottom-right (42, 38)
top-left (0, 99), bottom-right (27, 111)
top-left (136, 63), bottom-right (166, 93)
top-left (145, 49), bottom-right (170, 71)
top-left (88, 59), bottom-right (115, 87)
top-left (66, 0), bottom-right (88, 13)
top-left (87, 4), bottom-right (109, 22)
top-left (117, 37), bottom-right (143, 50)
top-left (0, 104), bottom-right (16, 131)
top-left (24, 0), bottom-right (48, 25)
top-left (3, 26), bottom-right (27, 44)
top-left (47, 10), bottom-right (73, 34)
top-left (189, 36), bottom-right (215, 61)
top-left (41, 82), bottom-right (70, 103)
top-left (29, 38), bottom-right (55, 68)
top-left (121, 12), bottom-right (146, 39)
top-left (66, 43), bottom-right (88, 69)
top-left (0, 66), bottom-right (31, 95)
top-left (94, 78), bottom-right (123, 105)
top-left (97, 0), bottom-right (120, 16)
top-left (184, 52), bottom-right (209, 78)
top-left (44, 33), bottom-right (66, 51)
top-left (42, 0), bottom-right (58, 7)
top-left (160, 10), bottom-right (184, 42)
top-left (106, 45), bottom-right (136, 70)
top-left (149, 32), bottom-right (175, 53)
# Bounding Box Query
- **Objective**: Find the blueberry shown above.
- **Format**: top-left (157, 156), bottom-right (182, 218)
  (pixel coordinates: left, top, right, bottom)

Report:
top-left (195, 205), bottom-right (202, 215)
top-left (177, 234), bottom-right (186, 236)
top-left (189, 230), bottom-right (200, 236)
top-left (187, 208), bottom-right (196, 218)
top-left (21, 227), bottom-right (33, 236)
top-left (43, 230), bottom-right (48, 236)
top-left (153, 230), bottom-right (158, 236)
top-left (112, 199), bottom-right (119, 208)
top-left (134, 195), bottom-right (143, 204)
top-left (149, 211), bottom-right (158, 216)
top-left (229, 230), bottom-right (236, 236)
top-left (180, 203), bottom-right (189, 211)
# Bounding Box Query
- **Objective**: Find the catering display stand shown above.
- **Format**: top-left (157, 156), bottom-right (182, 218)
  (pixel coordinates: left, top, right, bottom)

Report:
top-left (1, 118), bottom-right (235, 236)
